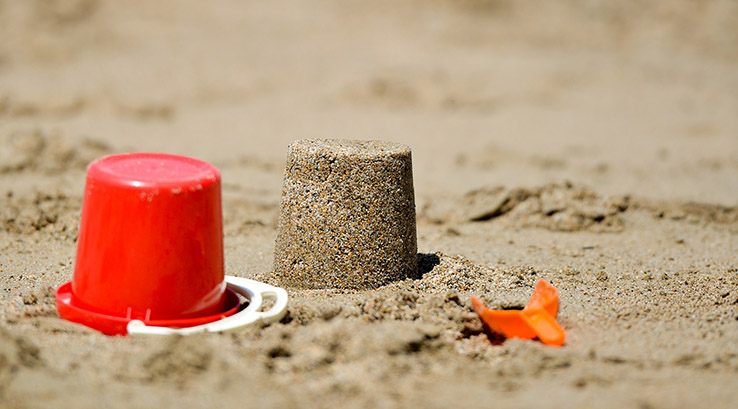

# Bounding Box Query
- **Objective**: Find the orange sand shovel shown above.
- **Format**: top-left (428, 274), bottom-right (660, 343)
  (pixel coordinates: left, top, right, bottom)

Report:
top-left (471, 279), bottom-right (566, 346)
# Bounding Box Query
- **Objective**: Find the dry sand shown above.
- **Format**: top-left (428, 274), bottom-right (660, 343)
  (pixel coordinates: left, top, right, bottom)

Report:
top-left (1, 0), bottom-right (737, 408)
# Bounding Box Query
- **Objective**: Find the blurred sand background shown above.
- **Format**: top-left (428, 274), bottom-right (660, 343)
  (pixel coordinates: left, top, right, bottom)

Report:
top-left (1, 0), bottom-right (737, 408)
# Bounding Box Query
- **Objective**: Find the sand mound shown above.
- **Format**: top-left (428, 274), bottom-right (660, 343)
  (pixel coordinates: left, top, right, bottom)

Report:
top-left (422, 183), bottom-right (629, 232)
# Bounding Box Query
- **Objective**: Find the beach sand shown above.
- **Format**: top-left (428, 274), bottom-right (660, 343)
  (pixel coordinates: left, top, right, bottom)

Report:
top-left (1, 1), bottom-right (737, 408)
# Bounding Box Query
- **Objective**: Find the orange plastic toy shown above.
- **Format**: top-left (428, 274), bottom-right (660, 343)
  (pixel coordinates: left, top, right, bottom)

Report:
top-left (471, 279), bottom-right (566, 346)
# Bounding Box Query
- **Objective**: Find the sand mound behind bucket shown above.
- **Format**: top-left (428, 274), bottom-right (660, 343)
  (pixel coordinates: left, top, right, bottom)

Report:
top-left (274, 139), bottom-right (417, 290)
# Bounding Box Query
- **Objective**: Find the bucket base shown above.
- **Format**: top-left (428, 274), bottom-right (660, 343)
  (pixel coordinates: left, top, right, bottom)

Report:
top-left (55, 282), bottom-right (241, 336)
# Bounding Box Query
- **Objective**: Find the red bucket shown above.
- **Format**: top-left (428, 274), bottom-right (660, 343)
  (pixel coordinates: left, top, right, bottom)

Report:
top-left (56, 153), bottom-right (240, 335)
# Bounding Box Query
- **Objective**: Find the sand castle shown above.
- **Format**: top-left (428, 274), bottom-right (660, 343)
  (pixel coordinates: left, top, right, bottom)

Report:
top-left (274, 139), bottom-right (417, 290)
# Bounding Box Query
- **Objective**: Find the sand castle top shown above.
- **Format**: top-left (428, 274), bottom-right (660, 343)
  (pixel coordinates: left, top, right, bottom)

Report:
top-left (288, 139), bottom-right (411, 159)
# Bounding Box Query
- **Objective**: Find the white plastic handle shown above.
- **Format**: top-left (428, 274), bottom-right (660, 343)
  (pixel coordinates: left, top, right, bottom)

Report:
top-left (127, 275), bottom-right (288, 336)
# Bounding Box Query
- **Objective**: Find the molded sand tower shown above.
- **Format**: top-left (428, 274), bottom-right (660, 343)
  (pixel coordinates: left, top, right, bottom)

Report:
top-left (274, 139), bottom-right (417, 290)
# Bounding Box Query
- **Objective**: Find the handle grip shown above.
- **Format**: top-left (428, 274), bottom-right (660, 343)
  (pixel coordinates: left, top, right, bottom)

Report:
top-left (127, 276), bottom-right (288, 336)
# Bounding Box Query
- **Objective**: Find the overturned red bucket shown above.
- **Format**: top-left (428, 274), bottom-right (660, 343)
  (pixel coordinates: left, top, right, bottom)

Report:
top-left (56, 153), bottom-right (287, 335)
